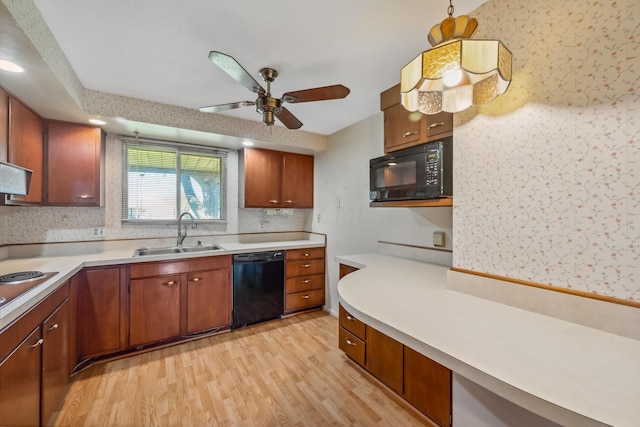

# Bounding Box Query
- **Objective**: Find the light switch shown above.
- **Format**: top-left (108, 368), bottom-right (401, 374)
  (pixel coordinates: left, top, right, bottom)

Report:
top-left (433, 231), bottom-right (445, 247)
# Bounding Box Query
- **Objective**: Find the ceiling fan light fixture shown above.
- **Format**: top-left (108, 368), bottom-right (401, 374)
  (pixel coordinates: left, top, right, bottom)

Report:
top-left (400, 0), bottom-right (512, 114)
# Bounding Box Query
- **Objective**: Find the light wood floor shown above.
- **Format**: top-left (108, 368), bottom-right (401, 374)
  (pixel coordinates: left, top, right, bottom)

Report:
top-left (52, 311), bottom-right (430, 426)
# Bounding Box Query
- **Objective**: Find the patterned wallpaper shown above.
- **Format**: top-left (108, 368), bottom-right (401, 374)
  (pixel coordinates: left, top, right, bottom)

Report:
top-left (453, 0), bottom-right (639, 301)
top-left (0, 135), bottom-right (310, 244)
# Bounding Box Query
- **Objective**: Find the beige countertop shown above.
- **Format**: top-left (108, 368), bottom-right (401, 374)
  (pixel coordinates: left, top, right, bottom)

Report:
top-left (336, 253), bottom-right (640, 427)
top-left (0, 232), bottom-right (325, 330)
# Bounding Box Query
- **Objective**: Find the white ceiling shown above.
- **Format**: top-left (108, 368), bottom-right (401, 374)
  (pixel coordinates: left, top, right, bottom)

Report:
top-left (11, 0), bottom-right (487, 137)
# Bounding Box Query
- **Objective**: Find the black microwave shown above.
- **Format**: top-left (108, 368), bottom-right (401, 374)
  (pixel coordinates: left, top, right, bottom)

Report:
top-left (369, 137), bottom-right (453, 202)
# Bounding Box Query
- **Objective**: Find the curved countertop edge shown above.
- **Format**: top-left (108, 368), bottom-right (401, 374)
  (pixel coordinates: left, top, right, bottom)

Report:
top-left (336, 253), bottom-right (639, 427)
top-left (0, 238), bottom-right (325, 330)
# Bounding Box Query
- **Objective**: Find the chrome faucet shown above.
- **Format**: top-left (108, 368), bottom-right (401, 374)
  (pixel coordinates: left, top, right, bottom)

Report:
top-left (177, 212), bottom-right (197, 247)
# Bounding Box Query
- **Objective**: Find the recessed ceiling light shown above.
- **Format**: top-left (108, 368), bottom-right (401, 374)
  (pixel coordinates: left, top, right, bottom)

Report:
top-left (89, 119), bottom-right (106, 125)
top-left (0, 59), bottom-right (24, 73)
top-left (242, 140), bottom-right (254, 146)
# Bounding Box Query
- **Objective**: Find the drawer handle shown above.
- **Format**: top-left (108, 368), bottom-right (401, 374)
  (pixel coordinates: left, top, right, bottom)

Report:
top-left (30, 338), bottom-right (44, 348)
top-left (302, 263), bottom-right (311, 268)
top-left (302, 279), bottom-right (311, 284)
top-left (164, 281), bottom-right (177, 287)
top-left (284, 200), bottom-right (293, 204)
top-left (345, 338), bottom-right (357, 347)
top-left (46, 323), bottom-right (59, 331)
top-left (402, 131), bottom-right (418, 138)
top-left (301, 295), bottom-right (311, 299)
top-left (190, 277), bottom-right (202, 282)
top-left (75, 194), bottom-right (95, 199)
top-left (303, 253), bottom-right (310, 257)
top-left (428, 122), bottom-right (445, 129)
top-left (346, 315), bottom-right (356, 322)
top-left (269, 199), bottom-right (279, 204)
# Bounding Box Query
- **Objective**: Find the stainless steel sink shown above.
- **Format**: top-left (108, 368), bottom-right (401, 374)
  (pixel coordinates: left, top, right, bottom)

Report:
top-left (134, 243), bottom-right (224, 257)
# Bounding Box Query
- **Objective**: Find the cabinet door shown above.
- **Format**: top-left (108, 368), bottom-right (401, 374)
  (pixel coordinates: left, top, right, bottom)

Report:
top-left (130, 275), bottom-right (181, 346)
top-left (384, 102), bottom-right (423, 152)
top-left (0, 327), bottom-right (42, 426)
top-left (282, 152), bottom-right (313, 208)
top-left (46, 121), bottom-right (102, 206)
top-left (186, 268), bottom-right (230, 334)
top-left (7, 97), bottom-right (43, 204)
top-left (404, 347), bottom-right (451, 427)
top-left (243, 148), bottom-right (283, 207)
top-left (73, 267), bottom-right (125, 362)
top-left (366, 326), bottom-right (403, 394)
top-left (41, 300), bottom-right (70, 426)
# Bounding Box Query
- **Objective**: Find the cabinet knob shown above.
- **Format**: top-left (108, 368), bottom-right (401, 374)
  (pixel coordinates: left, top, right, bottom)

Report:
top-left (303, 253), bottom-right (310, 257)
top-left (301, 295), bottom-right (311, 299)
top-left (75, 194), bottom-right (95, 199)
top-left (346, 315), bottom-right (356, 321)
top-left (269, 199), bottom-right (279, 204)
top-left (345, 338), bottom-right (357, 347)
top-left (428, 122), bottom-right (445, 129)
top-left (302, 263), bottom-right (311, 268)
top-left (30, 338), bottom-right (44, 348)
top-left (402, 131), bottom-right (418, 138)
top-left (284, 200), bottom-right (293, 204)
top-left (163, 281), bottom-right (177, 287)
top-left (191, 277), bottom-right (202, 282)
top-left (302, 279), bottom-right (311, 284)
top-left (46, 323), bottom-right (59, 331)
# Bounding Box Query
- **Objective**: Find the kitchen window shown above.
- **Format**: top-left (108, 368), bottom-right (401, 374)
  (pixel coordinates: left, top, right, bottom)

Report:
top-left (122, 141), bottom-right (226, 222)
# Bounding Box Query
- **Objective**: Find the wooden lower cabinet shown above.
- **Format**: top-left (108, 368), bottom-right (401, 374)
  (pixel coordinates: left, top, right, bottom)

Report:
top-left (186, 268), bottom-right (230, 334)
top-left (366, 326), bottom-right (404, 395)
top-left (0, 283), bottom-right (70, 427)
top-left (70, 266), bottom-right (127, 368)
top-left (338, 303), bottom-right (452, 426)
top-left (130, 255), bottom-right (231, 346)
top-left (404, 347), bottom-right (452, 427)
top-left (285, 248), bottom-right (325, 313)
top-left (41, 299), bottom-right (70, 426)
top-left (0, 326), bottom-right (42, 426)
top-left (130, 275), bottom-right (182, 346)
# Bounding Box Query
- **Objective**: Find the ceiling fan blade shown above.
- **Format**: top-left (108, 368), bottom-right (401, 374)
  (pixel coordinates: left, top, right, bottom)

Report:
top-left (282, 84), bottom-right (350, 104)
top-left (199, 101), bottom-right (254, 113)
top-left (208, 51), bottom-right (265, 95)
top-left (276, 107), bottom-right (303, 129)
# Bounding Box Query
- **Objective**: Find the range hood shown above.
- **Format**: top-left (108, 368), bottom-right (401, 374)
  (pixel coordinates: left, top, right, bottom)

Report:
top-left (0, 161), bottom-right (32, 195)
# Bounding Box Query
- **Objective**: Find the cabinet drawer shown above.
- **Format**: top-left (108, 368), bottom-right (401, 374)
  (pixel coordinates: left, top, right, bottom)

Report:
top-left (286, 247), bottom-right (325, 261)
top-left (130, 255), bottom-right (230, 278)
top-left (286, 259), bottom-right (324, 277)
top-left (286, 274), bottom-right (324, 293)
top-left (339, 304), bottom-right (365, 340)
top-left (285, 289), bottom-right (324, 311)
top-left (339, 328), bottom-right (365, 367)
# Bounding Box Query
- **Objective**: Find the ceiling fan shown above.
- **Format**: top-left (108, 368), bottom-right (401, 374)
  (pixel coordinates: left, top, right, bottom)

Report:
top-left (199, 51), bottom-right (350, 130)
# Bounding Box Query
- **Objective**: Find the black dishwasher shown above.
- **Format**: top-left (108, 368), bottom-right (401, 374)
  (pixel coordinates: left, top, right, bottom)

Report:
top-left (232, 251), bottom-right (285, 329)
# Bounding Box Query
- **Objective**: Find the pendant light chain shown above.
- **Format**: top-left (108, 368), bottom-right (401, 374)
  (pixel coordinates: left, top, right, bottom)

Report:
top-left (447, 0), bottom-right (454, 17)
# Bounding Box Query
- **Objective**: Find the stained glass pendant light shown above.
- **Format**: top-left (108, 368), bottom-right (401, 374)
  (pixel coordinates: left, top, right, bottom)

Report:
top-left (401, 0), bottom-right (512, 114)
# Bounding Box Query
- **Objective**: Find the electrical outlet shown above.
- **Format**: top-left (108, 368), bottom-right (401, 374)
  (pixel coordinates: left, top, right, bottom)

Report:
top-left (92, 227), bottom-right (105, 238)
top-left (433, 231), bottom-right (445, 248)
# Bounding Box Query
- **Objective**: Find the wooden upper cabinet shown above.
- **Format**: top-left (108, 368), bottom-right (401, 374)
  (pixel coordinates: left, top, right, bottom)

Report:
top-left (381, 83), bottom-right (453, 154)
top-left (242, 147), bottom-right (283, 207)
top-left (6, 97), bottom-right (43, 205)
top-left (46, 121), bottom-right (103, 206)
top-left (240, 147), bottom-right (314, 208)
top-left (283, 152), bottom-right (313, 208)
